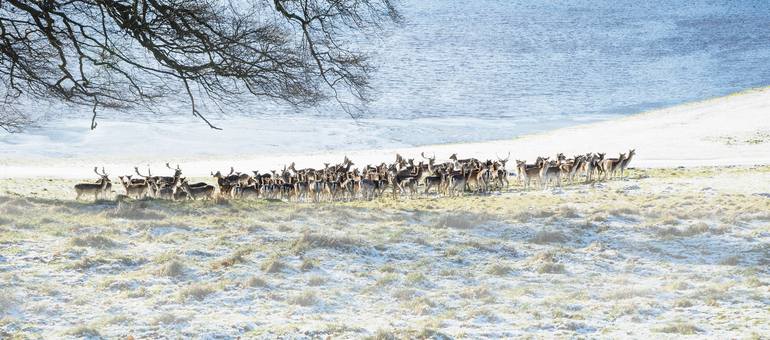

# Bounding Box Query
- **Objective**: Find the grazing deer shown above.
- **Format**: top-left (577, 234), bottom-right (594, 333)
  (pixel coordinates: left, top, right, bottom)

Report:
top-left (237, 184), bottom-right (260, 200)
top-left (619, 149), bottom-right (635, 180)
top-left (75, 167), bottom-right (111, 201)
top-left (180, 180), bottom-right (215, 200)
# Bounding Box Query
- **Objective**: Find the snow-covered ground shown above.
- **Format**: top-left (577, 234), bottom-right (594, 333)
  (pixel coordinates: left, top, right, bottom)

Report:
top-left (2, 86), bottom-right (770, 178)
top-left (0, 167), bottom-right (768, 338)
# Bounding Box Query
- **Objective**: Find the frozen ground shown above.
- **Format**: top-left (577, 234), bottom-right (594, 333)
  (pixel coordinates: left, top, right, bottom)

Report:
top-left (0, 167), bottom-right (768, 338)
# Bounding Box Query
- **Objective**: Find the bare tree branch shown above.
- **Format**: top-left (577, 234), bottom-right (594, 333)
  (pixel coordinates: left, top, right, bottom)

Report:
top-left (0, 0), bottom-right (399, 131)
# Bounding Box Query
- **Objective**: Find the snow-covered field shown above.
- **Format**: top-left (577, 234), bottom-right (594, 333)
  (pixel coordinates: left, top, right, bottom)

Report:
top-left (3, 86), bottom-right (770, 178)
top-left (0, 167), bottom-right (769, 338)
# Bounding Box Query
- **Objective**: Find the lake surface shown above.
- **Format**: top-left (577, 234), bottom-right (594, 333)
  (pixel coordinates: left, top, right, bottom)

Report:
top-left (364, 0), bottom-right (770, 120)
top-left (4, 0), bottom-right (770, 158)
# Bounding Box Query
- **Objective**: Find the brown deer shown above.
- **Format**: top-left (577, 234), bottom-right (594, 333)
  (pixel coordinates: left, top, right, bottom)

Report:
top-left (180, 180), bottom-right (215, 200)
top-left (75, 167), bottom-right (111, 201)
top-left (600, 152), bottom-right (626, 181)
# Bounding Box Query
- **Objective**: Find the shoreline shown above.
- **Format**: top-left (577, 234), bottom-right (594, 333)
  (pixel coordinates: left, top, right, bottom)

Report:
top-left (3, 86), bottom-right (770, 178)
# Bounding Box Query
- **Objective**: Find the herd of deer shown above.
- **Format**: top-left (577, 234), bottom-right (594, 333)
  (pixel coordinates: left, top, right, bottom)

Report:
top-left (74, 149), bottom-right (636, 202)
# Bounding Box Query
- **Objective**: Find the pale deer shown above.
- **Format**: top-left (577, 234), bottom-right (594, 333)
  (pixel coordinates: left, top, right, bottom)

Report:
top-left (619, 149), bottom-right (636, 180)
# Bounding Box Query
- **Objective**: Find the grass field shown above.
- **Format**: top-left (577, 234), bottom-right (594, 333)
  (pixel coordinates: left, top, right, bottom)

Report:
top-left (1, 167), bottom-right (769, 338)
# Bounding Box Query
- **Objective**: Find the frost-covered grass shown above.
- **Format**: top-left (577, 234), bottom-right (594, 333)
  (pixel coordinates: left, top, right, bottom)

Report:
top-left (0, 167), bottom-right (769, 338)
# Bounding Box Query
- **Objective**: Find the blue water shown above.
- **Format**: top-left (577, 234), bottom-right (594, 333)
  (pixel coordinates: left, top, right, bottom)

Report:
top-left (9, 0), bottom-right (770, 152)
top-left (364, 0), bottom-right (770, 122)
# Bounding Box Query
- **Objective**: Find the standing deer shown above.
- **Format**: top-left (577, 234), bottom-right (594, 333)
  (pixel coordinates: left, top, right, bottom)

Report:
top-left (75, 167), bottom-right (111, 200)
top-left (619, 149), bottom-right (636, 180)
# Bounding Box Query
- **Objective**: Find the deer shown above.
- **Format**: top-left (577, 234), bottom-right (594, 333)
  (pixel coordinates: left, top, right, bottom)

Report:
top-left (564, 155), bottom-right (586, 184)
top-left (423, 168), bottom-right (445, 195)
top-left (600, 152), bottom-right (626, 181)
top-left (132, 167), bottom-right (157, 197)
top-left (587, 153), bottom-right (605, 182)
top-left (491, 152), bottom-right (510, 191)
top-left (159, 163), bottom-right (183, 187)
top-left (619, 149), bottom-right (636, 180)
top-left (75, 167), bottom-right (112, 200)
top-left (119, 174), bottom-right (150, 199)
top-left (180, 180), bottom-right (215, 200)
top-left (155, 175), bottom-right (183, 200)
top-left (517, 157), bottom-right (546, 190)
top-left (540, 159), bottom-right (562, 190)
top-left (447, 165), bottom-right (468, 197)
top-left (212, 169), bottom-right (237, 198)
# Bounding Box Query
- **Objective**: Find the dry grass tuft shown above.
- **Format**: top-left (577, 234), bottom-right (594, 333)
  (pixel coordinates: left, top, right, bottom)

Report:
top-left (151, 313), bottom-right (189, 325)
top-left (530, 230), bottom-right (567, 244)
top-left (261, 256), bottom-right (288, 274)
top-left (307, 276), bottom-right (327, 286)
top-left (719, 255), bottom-right (740, 266)
top-left (212, 247), bottom-right (254, 270)
top-left (69, 235), bottom-right (116, 249)
top-left (65, 325), bottom-right (101, 338)
top-left (107, 201), bottom-right (165, 220)
top-left (366, 329), bottom-right (397, 340)
top-left (656, 222), bottom-right (712, 238)
top-left (655, 322), bottom-right (701, 335)
top-left (406, 296), bottom-right (435, 315)
top-left (300, 258), bottom-right (317, 272)
top-left (537, 262), bottom-right (565, 274)
top-left (0, 291), bottom-right (18, 316)
top-left (376, 273), bottom-right (399, 287)
top-left (157, 260), bottom-right (186, 278)
top-left (292, 232), bottom-right (365, 254)
top-left (557, 206), bottom-right (580, 218)
top-left (486, 263), bottom-right (513, 276)
top-left (433, 212), bottom-right (494, 229)
top-left (392, 288), bottom-right (417, 301)
top-left (288, 290), bottom-right (318, 306)
top-left (405, 272), bottom-right (430, 286)
top-left (607, 206), bottom-right (640, 217)
top-left (244, 276), bottom-right (268, 288)
top-left (459, 286), bottom-right (493, 300)
top-left (379, 264), bottom-right (396, 273)
top-left (178, 283), bottom-right (216, 301)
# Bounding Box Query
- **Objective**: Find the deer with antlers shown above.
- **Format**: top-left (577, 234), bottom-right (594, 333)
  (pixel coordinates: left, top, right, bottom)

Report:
top-left (75, 167), bottom-right (111, 201)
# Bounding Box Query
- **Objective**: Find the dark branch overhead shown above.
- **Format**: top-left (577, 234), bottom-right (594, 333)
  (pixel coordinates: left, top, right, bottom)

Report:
top-left (0, 0), bottom-right (400, 132)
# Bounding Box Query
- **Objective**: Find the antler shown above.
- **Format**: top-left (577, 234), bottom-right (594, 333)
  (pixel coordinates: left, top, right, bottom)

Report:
top-left (166, 162), bottom-right (173, 170)
top-left (228, 167), bottom-right (235, 176)
top-left (93, 167), bottom-right (100, 177)
top-left (101, 167), bottom-right (108, 176)
top-left (135, 167), bottom-right (146, 178)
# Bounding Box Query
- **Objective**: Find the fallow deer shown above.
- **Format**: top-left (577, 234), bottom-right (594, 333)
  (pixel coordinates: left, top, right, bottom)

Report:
top-left (75, 167), bottom-right (111, 200)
